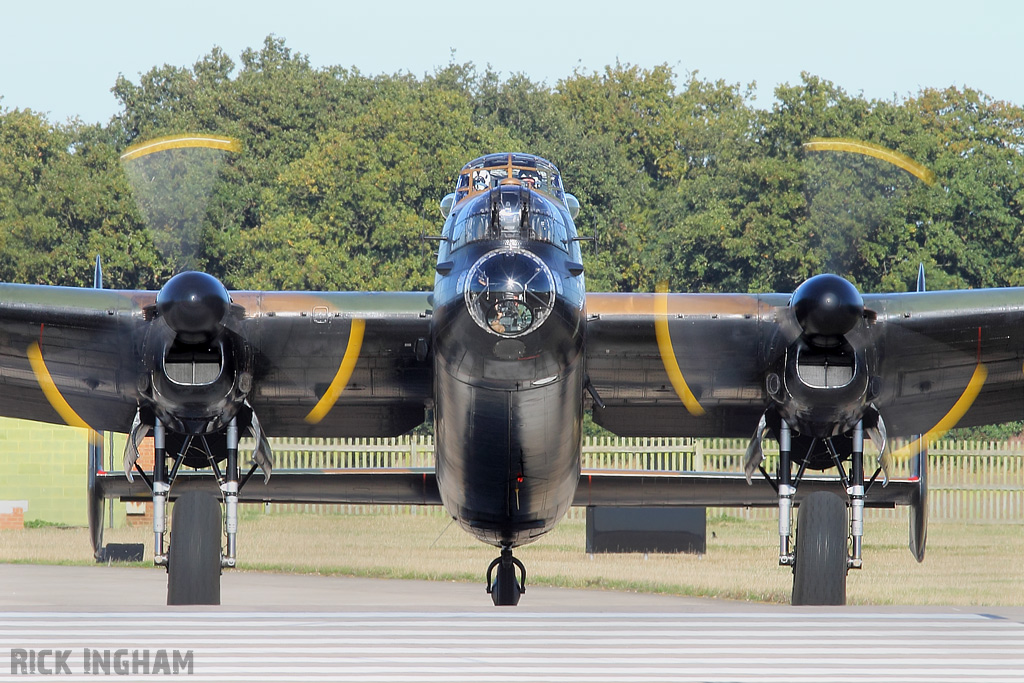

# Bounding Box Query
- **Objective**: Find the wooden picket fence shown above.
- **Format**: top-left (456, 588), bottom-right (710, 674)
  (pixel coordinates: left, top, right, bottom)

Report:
top-left (254, 435), bottom-right (1024, 523)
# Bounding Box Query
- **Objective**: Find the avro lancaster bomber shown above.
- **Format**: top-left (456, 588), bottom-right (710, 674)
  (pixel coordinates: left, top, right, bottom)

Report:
top-left (1, 145), bottom-right (1020, 606)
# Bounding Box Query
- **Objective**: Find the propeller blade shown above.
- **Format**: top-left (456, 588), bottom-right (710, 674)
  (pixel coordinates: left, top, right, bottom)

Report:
top-left (122, 411), bottom-right (151, 482)
top-left (120, 133), bottom-right (242, 273)
top-left (247, 404), bottom-right (274, 484)
top-left (803, 138), bottom-right (936, 186)
top-left (743, 413), bottom-right (769, 484)
top-left (865, 409), bottom-right (890, 485)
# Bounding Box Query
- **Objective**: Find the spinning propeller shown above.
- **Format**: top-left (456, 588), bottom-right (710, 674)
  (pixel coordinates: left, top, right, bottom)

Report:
top-left (116, 134), bottom-right (272, 481)
top-left (735, 138), bottom-right (983, 483)
top-left (120, 134), bottom-right (241, 273)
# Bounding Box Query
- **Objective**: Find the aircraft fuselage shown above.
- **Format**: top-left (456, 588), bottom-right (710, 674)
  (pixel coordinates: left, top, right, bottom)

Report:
top-left (430, 154), bottom-right (586, 547)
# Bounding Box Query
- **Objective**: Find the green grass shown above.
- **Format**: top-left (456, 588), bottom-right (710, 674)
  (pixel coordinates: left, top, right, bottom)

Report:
top-left (2, 511), bottom-right (1022, 605)
top-left (22, 519), bottom-right (77, 529)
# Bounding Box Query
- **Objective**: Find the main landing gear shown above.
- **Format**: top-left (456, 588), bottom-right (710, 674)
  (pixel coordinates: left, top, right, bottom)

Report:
top-left (167, 491), bottom-right (222, 605)
top-left (486, 546), bottom-right (526, 606)
top-left (792, 490), bottom-right (848, 605)
top-left (769, 420), bottom-right (875, 606)
top-left (131, 416), bottom-right (264, 605)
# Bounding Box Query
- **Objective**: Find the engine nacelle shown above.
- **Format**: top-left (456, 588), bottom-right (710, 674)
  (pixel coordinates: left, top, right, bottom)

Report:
top-left (156, 271), bottom-right (231, 344)
top-left (768, 337), bottom-right (871, 440)
top-left (141, 273), bottom-right (252, 434)
top-left (764, 274), bottom-right (877, 445)
top-left (790, 273), bottom-right (864, 346)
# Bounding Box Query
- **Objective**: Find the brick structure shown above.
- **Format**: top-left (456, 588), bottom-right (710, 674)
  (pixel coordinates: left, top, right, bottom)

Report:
top-left (0, 500), bottom-right (28, 530)
top-left (0, 416), bottom-right (162, 528)
top-left (0, 418), bottom-right (93, 526)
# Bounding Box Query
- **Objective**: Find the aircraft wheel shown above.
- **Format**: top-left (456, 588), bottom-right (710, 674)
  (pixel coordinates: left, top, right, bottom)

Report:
top-left (167, 491), bottom-right (222, 606)
top-left (490, 563), bottom-right (522, 606)
top-left (486, 548), bottom-right (525, 606)
top-left (792, 491), bottom-right (848, 606)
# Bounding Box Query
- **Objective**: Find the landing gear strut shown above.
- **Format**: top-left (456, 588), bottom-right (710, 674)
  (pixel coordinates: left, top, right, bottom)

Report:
top-left (153, 416), bottom-right (231, 606)
top-left (771, 419), bottom-right (876, 606)
top-left (145, 416), bottom-right (253, 606)
top-left (486, 546), bottom-right (526, 606)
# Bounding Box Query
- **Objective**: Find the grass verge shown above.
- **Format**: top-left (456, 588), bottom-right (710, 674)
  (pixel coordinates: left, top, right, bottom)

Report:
top-left (1, 511), bottom-right (1021, 605)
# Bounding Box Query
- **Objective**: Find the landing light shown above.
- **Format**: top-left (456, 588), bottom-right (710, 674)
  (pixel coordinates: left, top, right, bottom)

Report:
top-left (440, 193), bottom-right (456, 218)
top-left (565, 193), bottom-right (580, 219)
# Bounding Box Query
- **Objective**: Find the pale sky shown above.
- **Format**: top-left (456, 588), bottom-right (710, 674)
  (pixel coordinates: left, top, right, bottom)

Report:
top-left (1, 0), bottom-right (1020, 125)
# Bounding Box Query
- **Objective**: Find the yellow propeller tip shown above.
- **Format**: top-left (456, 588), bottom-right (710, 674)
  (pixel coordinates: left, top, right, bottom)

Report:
top-left (120, 134), bottom-right (243, 162)
top-left (803, 137), bottom-right (936, 186)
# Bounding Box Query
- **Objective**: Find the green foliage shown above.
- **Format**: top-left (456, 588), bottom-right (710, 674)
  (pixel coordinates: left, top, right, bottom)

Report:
top-left (1, 38), bottom-right (1023, 299)
top-left (947, 421), bottom-right (1024, 442)
top-left (23, 519), bottom-right (72, 529)
top-left (0, 110), bottom-right (161, 287)
top-left (2, 46), bottom-right (1024, 439)
top-left (582, 412), bottom-right (614, 439)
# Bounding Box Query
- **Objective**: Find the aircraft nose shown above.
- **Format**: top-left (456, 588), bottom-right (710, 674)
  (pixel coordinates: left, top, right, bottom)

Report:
top-left (463, 248), bottom-right (556, 338)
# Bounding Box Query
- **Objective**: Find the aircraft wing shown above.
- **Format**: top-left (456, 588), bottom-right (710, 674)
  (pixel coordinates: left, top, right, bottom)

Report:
top-left (867, 288), bottom-right (1024, 436)
top-left (585, 292), bottom-right (778, 438)
top-left (233, 291), bottom-right (433, 437)
top-left (0, 284), bottom-right (433, 436)
top-left (586, 289), bottom-right (1024, 439)
top-left (96, 467), bottom-right (917, 508)
top-left (0, 284), bottom-right (148, 432)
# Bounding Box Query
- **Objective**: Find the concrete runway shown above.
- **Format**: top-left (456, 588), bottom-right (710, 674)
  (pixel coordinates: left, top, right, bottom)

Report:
top-left (1, 564), bottom-right (1023, 682)
top-left (0, 563), bottom-right (726, 611)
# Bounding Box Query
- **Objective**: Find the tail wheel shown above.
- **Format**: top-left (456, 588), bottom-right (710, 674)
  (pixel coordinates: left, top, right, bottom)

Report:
top-left (490, 561), bottom-right (523, 606)
top-left (167, 491), bottom-right (222, 606)
top-left (792, 491), bottom-right (848, 606)
top-left (486, 547), bottom-right (526, 607)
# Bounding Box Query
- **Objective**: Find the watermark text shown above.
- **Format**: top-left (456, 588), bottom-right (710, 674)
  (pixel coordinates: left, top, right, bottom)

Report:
top-left (10, 648), bottom-right (193, 675)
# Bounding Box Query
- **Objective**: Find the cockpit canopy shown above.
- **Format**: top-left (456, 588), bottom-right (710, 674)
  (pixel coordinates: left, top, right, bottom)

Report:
top-left (455, 153), bottom-right (565, 205)
top-left (442, 153), bottom-right (580, 254)
top-left (450, 183), bottom-right (568, 251)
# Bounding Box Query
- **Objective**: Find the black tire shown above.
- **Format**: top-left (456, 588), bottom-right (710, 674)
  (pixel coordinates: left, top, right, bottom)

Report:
top-left (792, 491), bottom-right (848, 606)
top-left (490, 563), bottom-right (522, 606)
top-left (167, 491), bottom-right (222, 606)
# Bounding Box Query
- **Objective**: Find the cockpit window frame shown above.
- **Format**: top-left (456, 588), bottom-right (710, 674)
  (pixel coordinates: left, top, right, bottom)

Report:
top-left (454, 154), bottom-right (565, 206)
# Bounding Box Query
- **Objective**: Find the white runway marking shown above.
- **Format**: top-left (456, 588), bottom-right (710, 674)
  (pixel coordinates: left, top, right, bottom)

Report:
top-left (1, 612), bottom-right (1022, 682)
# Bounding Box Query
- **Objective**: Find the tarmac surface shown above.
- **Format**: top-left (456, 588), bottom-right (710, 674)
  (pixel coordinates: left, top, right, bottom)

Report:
top-left (1, 564), bottom-right (1022, 681)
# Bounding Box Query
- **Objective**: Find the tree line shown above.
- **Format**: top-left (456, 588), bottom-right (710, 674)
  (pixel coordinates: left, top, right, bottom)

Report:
top-left (1, 35), bottom-right (1023, 297)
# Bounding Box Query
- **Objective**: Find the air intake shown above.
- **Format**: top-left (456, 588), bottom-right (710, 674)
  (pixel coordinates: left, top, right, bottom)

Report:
top-left (796, 348), bottom-right (854, 388)
top-left (164, 347), bottom-right (224, 386)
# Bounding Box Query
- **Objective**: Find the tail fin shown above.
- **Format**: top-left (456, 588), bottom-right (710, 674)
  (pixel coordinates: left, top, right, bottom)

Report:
top-left (908, 263), bottom-right (928, 562)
